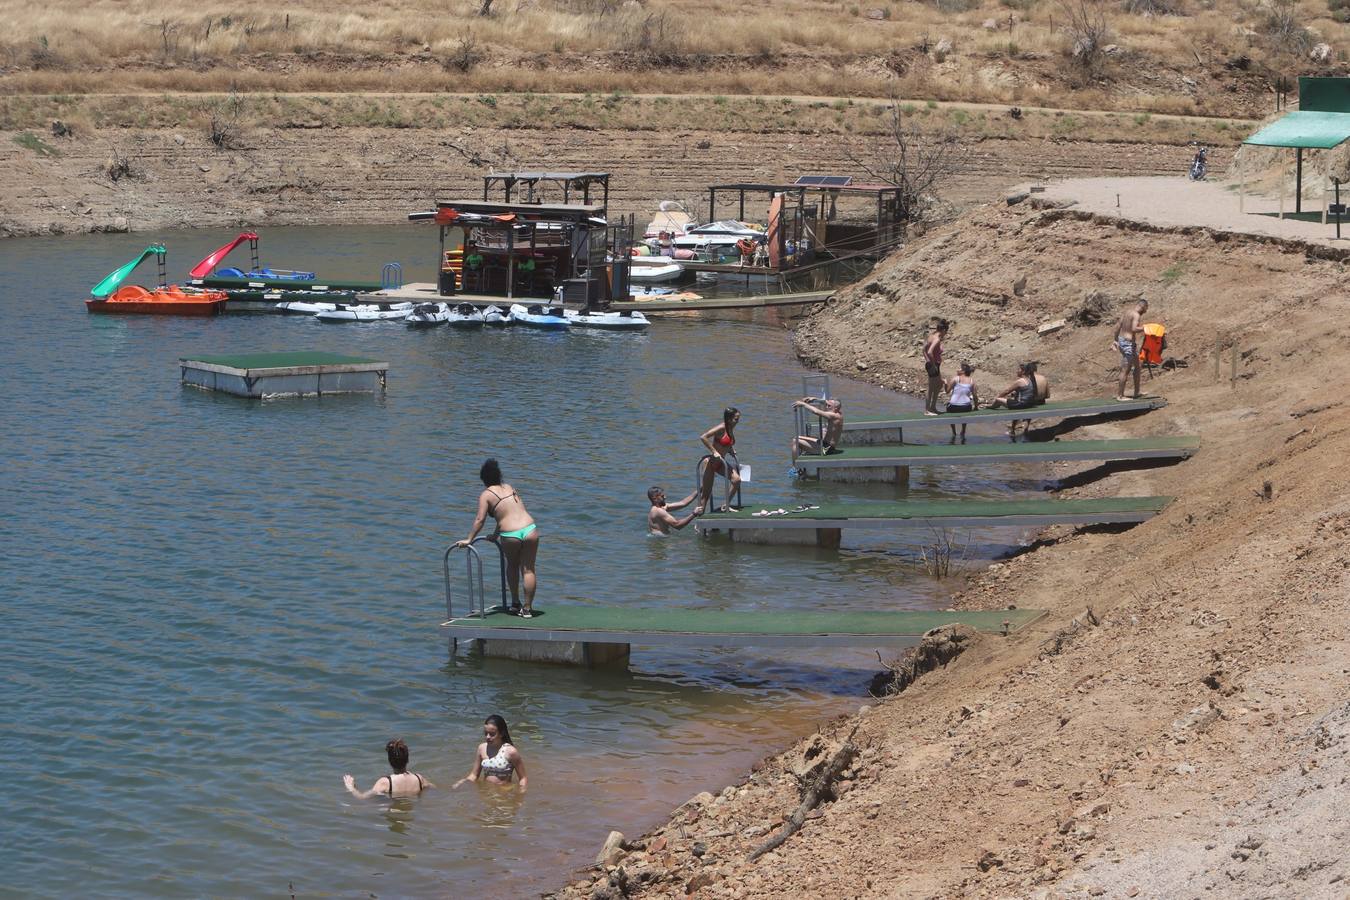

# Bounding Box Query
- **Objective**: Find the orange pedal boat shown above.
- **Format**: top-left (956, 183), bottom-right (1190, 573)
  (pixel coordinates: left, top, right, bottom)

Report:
top-left (86, 244), bottom-right (228, 316)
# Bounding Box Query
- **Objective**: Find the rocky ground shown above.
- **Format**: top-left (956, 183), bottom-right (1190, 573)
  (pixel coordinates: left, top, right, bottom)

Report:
top-left (552, 190), bottom-right (1350, 898)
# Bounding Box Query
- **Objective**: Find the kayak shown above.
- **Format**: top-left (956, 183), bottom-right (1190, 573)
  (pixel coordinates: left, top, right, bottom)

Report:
top-left (566, 309), bottom-right (651, 330)
top-left (274, 296), bottom-right (365, 315)
top-left (315, 303), bottom-right (412, 323)
top-left (508, 303), bottom-right (569, 330)
top-left (482, 305), bottom-right (512, 326)
top-left (445, 302), bottom-right (486, 328)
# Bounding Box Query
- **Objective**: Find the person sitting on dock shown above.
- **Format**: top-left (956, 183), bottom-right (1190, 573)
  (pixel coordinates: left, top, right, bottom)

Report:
top-left (648, 486), bottom-right (700, 535)
top-left (343, 739), bottom-right (434, 799)
top-left (456, 459), bottom-right (540, 618)
top-left (923, 319), bottom-right (949, 416)
top-left (1115, 298), bottom-right (1148, 401)
top-left (987, 362), bottom-right (1048, 438)
top-left (943, 363), bottom-right (979, 443)
top-left (696, 407), bottom-right (742, 514)
top-left (790, 397), bottom-right (845, 462)
top-left (453, 715), bottom-right (527, 794)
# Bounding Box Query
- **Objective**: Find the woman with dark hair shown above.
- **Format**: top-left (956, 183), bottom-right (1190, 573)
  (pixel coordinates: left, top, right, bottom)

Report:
top-left (343, 739), bottom-right (434, 799)
top-left (696, 407), bottom-right (741, 514)
top-left (923, 319), bottom-right (950, 416)
top-left (455, 459), bottom-right (540, 617)
top-left (943, 362), bottom-right (978, 443)
top-left (453, 715), bottom-right (528, 793)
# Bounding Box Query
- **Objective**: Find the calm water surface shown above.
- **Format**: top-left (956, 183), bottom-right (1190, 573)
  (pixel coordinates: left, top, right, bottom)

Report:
top-left (0, 227), bottom-right (1047, 897)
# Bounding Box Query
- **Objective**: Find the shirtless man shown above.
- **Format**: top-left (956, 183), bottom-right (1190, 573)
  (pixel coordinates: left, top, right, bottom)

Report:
top-left (1115, 299), bottom-right (1148, 401)
top-left (648, 486), bottom-right (700, 535)
top-left (790, 398), bottom-right (845, 462)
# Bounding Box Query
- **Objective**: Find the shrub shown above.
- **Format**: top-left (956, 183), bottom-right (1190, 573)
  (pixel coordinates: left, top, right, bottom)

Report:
top-left (1263, 0), bottom-right (1314, 54)
top-left (1059, 0), bottom-right (1112, 76)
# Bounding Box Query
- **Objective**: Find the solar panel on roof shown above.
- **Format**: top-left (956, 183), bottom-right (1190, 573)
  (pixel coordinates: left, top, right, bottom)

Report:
top-left (794, 175), bottom-right (852, 187)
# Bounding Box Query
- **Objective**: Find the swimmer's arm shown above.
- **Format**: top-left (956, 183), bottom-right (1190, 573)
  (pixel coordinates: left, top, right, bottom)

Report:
top-left (509, 749), bottom-right (527, 794)
top-left (666, 491), bottom-right (699, 512)
top-left (343, 773), bottom-right (388, 800)
top-left (656, 506), bottom-right (697, 530)
top-left (700, 424), bottom-right (723, 455)
top-left (453, 747), bottom-right (485, 789)
top-left (456, 491), bottom-right (492, 546)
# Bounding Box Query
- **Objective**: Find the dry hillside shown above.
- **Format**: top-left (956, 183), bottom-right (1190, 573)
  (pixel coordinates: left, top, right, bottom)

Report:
top-left (555, 192), bottom-right (1350, 898)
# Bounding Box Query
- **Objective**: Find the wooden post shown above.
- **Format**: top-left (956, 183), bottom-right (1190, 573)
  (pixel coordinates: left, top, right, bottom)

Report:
top-left (1215, 334), bottom-right (1222, 381)
top-left (1296, 147), bottom-right (1304, 215)
top-left (506, 225), bottom-right (515, 300)
top-left (1230, 343), bottom-right (1238, 386)
top-left (816, 528), bottom-right (842, 550)
top-left (896, 466), bottom-right (910, 487)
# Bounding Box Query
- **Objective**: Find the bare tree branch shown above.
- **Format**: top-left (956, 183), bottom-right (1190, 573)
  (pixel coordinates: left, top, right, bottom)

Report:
top-left (846, 99), bottom-right (969, 224)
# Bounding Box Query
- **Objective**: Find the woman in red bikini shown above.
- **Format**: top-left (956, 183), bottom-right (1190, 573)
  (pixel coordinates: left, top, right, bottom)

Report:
top-left (696, 407), bottom-right (741, 514)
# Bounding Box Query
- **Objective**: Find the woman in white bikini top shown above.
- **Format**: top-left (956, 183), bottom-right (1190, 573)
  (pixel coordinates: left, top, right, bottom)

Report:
top-left (453, 714), bottom-right (528, 793)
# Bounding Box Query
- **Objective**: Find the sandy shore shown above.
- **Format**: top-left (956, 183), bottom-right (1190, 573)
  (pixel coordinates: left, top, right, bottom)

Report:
top-left (554, 182), bottom-right (1350, 898)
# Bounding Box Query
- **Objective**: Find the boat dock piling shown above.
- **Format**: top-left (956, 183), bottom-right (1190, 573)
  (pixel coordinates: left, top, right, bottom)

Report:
top-left (179, 352), bottom-right (389, 398)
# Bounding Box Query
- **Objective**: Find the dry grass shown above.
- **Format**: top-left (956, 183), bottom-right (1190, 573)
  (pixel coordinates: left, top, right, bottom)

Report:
top-left (0, 0), bottom-right (1345, 114)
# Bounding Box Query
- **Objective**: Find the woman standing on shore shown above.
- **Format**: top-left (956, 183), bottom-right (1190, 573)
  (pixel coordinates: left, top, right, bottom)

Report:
top-left (453, 715), bottom-right (528, 794)
top-left (923, 319), bottom-right (949, 416)
top-left (456, 459), bottom-right (540, 618)
top-left (696, 407), bottom-right (741, 514)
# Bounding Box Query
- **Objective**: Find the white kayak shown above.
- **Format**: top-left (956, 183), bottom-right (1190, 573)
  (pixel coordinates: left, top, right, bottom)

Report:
top-left (482, 305), bottom-right (512, 326)
top-left (509, 303), bottom-right (569, 330)
top-left (566, 309), bottom-right (651, 330)
top-left (274, 297), bottom-right (367, 315)
top-left (315, 303), bottom-right (412, 322)
top-left (629, 260), bottom-right (685, 283)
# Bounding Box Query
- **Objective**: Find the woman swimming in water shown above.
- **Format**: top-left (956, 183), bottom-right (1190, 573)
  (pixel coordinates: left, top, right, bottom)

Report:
top-left (456, 459), bottom-right (540, 618)
top-left (343, 738), bottom-right (435, 799)
top-left (696, 407), bottom-right (741, 514)
top-left (453, 715), bottom-right (528, 794)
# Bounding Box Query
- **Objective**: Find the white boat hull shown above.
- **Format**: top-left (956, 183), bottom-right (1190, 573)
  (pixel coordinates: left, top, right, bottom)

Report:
top-left (508, 303), bottom-right (569, 330)
top-left (567, 309), bottom-right (651, 330)
top-left (629, 261), bottom-right (685, 283)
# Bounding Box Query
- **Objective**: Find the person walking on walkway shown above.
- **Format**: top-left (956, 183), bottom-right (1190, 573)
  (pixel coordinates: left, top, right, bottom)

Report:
top-left (456, 459), bottom-right (540, 618)
top-left (1115, 298), bottom-right (1148, 401)
top-left (923, 319), bottom-right (949, 416)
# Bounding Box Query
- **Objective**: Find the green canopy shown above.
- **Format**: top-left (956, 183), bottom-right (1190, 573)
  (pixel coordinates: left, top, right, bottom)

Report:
top-left (1243, 111), bottom-right (1350, 149)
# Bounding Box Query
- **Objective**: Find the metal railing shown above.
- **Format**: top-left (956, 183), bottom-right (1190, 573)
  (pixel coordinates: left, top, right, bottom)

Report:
top-left (443, 536), bottom-right (508, 622)
top-left (793, 374), bottom-right (832, 451)
top-left (381, 262), bottom-right (404, 290)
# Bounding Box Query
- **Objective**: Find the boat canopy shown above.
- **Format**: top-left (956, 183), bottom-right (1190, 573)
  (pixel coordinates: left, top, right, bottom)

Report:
top-left (91, 244), bottom-right (166, 297)
top-left (190, 232), bottom-right (259, 278)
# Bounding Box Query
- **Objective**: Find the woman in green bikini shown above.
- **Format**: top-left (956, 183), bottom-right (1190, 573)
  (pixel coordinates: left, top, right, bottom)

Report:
top-left (456, 459), bottom-right (540, 617)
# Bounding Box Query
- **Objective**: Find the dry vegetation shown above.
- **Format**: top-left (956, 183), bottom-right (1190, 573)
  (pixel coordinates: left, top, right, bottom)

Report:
top-left (0, 0), bottom-right (1347, 114)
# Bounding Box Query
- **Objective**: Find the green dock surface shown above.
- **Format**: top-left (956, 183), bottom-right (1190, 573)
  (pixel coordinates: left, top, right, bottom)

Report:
top-left (845, 397), bottom-right (1168, 430)
top-left (181, 351), bottom-right (383, 371)
top-left (442, 605), bottom-right (1045, 648)
top-left (697, 496), bottom-right (1173, 530)
top-left (797, 435), bottom-right (1200, 469)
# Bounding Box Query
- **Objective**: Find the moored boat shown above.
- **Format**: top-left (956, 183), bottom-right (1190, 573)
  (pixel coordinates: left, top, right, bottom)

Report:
top-left (86, 245), bottom-right (228, 316)
top-left (566, 309), bottom-right (651, 330)
top-left (508, 303), bottom-right (569, 330)
top-left (629, 259), bottom-right (686, 284)
top-left (445, 302), bottom-right (486, 328)
top-left (315, 302), bottom-right (412, 323)
top-left (482, 305), bottom-right (512, 326)
top-left (190, 232), bottom-right (316, 283)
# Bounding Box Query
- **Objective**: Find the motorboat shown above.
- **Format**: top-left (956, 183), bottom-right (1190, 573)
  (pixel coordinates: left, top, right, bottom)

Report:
top-left (566, 309), bottom-right (650, 330)
top-left (405, 302), bottom-right (451, 326)
top-left (86, 245), bottom-right (228, 316)
top-left (482, 305), bottom-right (512, 326)
top-left (315, 302), bottom-right (412, 322)
top-left (508, 303), bottom-right (569, 330)
top-left (274, 295), bottom-right (363, 315)
top-left (445, 302), bottom-right (486, 328)
top-left (672, 220), bottom-right (764, 257)
top-left (629, 259), bottom-right (685, 284)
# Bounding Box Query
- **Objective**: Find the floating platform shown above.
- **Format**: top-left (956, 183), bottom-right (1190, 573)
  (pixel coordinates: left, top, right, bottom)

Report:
top-left (442, 604), bottom-right (1044, 651)
top-left (795, 435), bottom-right (1200, 482)
top-left (696, 496), bottom-right (1172, 545)
top-left (610, 290), bottom-right (831, 312)
top-left (179, 351), bottom-right (388, 398)
top-left (842, 397), bottom-right (1169, 445)
top-left (190, 274), bottom-right (383, 293)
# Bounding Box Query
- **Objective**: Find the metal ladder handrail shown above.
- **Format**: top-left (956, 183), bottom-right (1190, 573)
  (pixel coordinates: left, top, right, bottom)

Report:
top-left (793, 374), bottom-right (832, 452)
top-left (443, 537), bottom-right (508, 621)
top-left (382, 262), bottom-right (404, 290)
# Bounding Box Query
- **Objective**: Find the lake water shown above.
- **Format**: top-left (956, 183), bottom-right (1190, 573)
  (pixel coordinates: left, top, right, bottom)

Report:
top-left (0, 227), bottom-right (1046, 897)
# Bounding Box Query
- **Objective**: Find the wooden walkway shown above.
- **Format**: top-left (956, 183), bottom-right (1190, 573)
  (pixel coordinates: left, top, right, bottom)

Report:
top-left (442, 605), bottom-right (1045, 648)
top-left (794, 436), bottom-right (1200, 475)
top-left (843, 397), bottom-right (1168, 437)
top-left (609, 290), bottom-right (832, 312)
top-left (695, 496), bottom-right (1172, 533)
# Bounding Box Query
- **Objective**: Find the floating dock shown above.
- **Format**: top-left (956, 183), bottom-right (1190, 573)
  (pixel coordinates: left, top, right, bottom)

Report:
top-left (795, 435), bottom-right (1200, 482)
top-left (610, 290), bottom-right (832, 313)
top-left (696, 496), bottom-right (1172, 546)
top-left (179, 352), bottom-right (388, 398)
top-left (842, 397), bottom-right (1169, 444)
top-left (191, 274), bottom-right (384, 293)
top-left (443, 604), bottom-right (1045, 660)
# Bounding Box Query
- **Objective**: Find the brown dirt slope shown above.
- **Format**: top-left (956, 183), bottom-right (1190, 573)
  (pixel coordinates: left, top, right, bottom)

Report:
top-left (555, 196), bottom-right (1350, 898)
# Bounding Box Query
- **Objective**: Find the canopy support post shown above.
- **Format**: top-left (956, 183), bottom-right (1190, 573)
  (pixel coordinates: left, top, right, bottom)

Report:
top-left (1297, 147), bottom-right (1304, 214)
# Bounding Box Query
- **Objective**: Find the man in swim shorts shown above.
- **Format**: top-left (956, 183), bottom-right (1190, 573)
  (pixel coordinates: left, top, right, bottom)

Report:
top-left (648, 486), bottom-right (700, 535)
top-left (790, 397), bottom-right (845, 462)
top-left (1115, 298), bottom-right (1148, 401)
